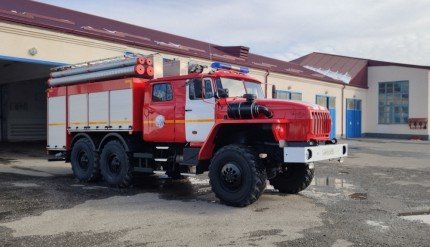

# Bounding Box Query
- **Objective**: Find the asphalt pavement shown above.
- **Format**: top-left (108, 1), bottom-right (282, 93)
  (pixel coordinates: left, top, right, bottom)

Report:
top-left (0, 139), bottom-right (429, 246)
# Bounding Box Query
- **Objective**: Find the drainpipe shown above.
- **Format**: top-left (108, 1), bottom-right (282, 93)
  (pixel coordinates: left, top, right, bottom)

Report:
top-left (264, 69), bottom-right (270, 98)
top-left (341, 84), bottom-right (346, 139)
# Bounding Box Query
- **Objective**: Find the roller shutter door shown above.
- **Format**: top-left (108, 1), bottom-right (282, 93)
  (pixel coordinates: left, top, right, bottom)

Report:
top-left (4, 80), bottom-right (46, 141)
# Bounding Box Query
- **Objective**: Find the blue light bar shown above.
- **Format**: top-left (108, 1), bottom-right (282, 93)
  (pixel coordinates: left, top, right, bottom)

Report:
top-left (239, 66), bottom-right (250, 73)
top-left (211, 61), bottom-right (249, 74)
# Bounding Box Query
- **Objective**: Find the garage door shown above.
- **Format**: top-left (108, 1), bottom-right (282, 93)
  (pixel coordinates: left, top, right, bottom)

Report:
top-left (2, 80), bottom-right (46, 141)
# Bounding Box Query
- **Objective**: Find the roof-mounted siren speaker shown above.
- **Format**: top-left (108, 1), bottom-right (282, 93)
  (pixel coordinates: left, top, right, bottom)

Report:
top-left (211, 62), bottom-right (249, 74)
top-left (188, 63), bottom-right (207, 74)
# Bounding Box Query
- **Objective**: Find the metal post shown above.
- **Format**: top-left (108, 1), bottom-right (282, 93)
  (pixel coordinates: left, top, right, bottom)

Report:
top-left (0, 84), bottom-right (2, 142)
top-left (0, 84), bottom-right (7, 142)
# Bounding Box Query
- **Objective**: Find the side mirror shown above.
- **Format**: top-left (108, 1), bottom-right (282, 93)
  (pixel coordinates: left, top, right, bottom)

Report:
top-left (216, 88), bottom-right (229, 98)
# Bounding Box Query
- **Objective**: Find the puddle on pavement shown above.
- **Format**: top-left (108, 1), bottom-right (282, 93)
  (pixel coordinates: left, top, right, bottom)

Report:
top-left (0, 157), bottom-right (16, 165)
top-left (349, 192), bottom-right (367, 200)
top-left (398, 209), bottom-right (430, 217)
top-left (11, 182), bottom-right (39, 188)
top-left (122, 174), bottom-right (214, 202)
top-left (311, 176), bottom-right (353, 189)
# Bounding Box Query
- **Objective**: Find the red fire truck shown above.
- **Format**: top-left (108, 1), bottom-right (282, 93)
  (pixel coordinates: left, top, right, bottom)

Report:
top-left (47, 54), bottom-right (347, 207)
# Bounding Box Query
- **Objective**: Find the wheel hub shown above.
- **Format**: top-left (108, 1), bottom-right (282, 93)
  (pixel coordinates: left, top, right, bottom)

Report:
top-left (78, 151), bottom-right (89, 170)
top-left (108, 155), bottom-right (121, 174)
top-left (220, 162), bottom-right (242, 190)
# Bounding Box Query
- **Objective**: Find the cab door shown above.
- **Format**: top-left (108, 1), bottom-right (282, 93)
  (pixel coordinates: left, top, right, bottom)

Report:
top-left (185, 78), bottom-right (215, 142)
top-left (143, 82), bottom-right (175, 142)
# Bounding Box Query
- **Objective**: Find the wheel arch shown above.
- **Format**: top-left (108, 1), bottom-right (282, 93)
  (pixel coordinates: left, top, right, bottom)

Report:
top-left (98, 133), bottom-right (131, 152)
top-left (199, 123), bottom-right (275, 160)
top-left (71, 133), bottom-right (97, 151)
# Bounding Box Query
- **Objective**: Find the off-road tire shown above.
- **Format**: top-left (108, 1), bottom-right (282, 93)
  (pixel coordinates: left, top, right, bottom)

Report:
top-left (70, 138), bottom-right (100, 182)
top-left (100, 140), bottom-right (133, 187)
top-left (209, 144), bottom-right (266, 207)
top-left (269, 164), bottom-right (314, 194)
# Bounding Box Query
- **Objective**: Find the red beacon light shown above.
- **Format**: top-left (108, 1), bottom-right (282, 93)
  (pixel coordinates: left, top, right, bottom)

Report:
top-left (211, 62), bottom-right (250, 74)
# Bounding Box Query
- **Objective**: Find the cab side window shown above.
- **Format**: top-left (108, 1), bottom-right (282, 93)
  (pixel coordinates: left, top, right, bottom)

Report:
top-left (189, 79), bottom-right (203, 100)
top-left (204, 79), bottom-right (214, 99)
top-left (152, 83), bottom-right (173, 102)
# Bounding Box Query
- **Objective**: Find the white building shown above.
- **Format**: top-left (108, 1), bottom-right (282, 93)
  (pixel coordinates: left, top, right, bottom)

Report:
top-left (293, 52), bottom-right (429, 140)
top-left (0, 0), bottom-right (428, 142)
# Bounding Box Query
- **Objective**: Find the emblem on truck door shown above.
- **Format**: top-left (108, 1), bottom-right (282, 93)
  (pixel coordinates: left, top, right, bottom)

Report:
top-left (155, 115), bottom-right (165, 128)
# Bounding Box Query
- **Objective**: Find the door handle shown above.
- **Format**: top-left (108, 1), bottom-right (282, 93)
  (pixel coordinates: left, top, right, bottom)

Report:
top-left (185, 109), bottom-right (192, 112)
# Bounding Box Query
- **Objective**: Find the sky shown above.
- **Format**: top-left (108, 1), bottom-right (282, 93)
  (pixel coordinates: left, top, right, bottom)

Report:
top-left (36, 0), bottom-right (430, 65)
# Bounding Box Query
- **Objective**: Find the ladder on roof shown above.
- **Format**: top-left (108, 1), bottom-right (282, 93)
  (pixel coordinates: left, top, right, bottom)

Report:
top-left (51, 52), bottom-right (149, 72)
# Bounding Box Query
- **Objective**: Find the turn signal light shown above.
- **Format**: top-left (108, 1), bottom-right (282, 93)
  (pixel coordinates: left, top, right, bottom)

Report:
top-left (272, 123), bottom-right (287, 141)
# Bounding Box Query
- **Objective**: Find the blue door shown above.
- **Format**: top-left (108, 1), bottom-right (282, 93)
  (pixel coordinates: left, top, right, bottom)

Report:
top-left (329, 108), bottom-right (336, 139)
top-left (316, 95), bottom-right (336, 139)
top-left (346, 99), bottom-right (362, 138)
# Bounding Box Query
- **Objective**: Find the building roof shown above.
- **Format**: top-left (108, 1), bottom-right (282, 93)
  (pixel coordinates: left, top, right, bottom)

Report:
top-left (292, 52), bottom-right (430, 89)
top-left (0, 0), bottom-right (342, 85)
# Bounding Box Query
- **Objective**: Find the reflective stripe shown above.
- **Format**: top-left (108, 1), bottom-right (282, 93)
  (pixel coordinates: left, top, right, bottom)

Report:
top-left (143, 119), bottom-right (214, 124)
top-left (48, 122), bottom-right (66, 126)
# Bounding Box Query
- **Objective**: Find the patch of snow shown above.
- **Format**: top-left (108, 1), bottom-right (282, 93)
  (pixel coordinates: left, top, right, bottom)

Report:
top-left (188, 177), bottom-right (209, 185)
top-left (11, 182), bottom-right (39, 187)
top-left (332, 239), bottom-right (354, 247)
top-left (401, 215), bottom-right (430, 226)
top-left (82, 186), bottom-right (108, 190)
top-left (366, 220), bottom-right (389, 231)
top-left (304, 66), bottom-right (352, 83)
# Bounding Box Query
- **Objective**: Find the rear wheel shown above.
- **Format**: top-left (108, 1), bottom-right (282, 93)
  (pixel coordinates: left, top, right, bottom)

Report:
top-left (70, 138), bottom-right (100, 182)
top-left (209, 144), bottom-right (266, 207)
top-left (269, 163), bottom-right (314, 194)
top-left (100, 140), bottom-right (132, 187)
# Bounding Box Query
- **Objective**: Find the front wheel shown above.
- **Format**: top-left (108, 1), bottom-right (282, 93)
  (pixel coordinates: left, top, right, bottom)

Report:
top-left (269, 163), bottom-right (314, 194)
top-left (100, 140), bottom-right (133, 187)
top-left (209, 144), bottom-right (266, 207)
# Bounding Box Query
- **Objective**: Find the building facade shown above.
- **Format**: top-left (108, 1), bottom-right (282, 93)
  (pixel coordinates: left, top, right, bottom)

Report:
top-left (293, 52), bottom-right (430, 140)
top-left (0, 0), bottom-right (428, 142)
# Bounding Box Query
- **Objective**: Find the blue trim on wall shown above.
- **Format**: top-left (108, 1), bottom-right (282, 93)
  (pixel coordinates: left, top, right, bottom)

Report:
top-left (0, 55), bottom-right (66, 66)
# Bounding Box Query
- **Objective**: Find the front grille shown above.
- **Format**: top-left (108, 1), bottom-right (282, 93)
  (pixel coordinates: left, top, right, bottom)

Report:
top-left (311, 111), bottom-right (330, 137)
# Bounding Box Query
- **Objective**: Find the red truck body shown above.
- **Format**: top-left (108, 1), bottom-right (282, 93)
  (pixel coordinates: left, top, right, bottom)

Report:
top-left (47, 55), bottom-right (347, 207)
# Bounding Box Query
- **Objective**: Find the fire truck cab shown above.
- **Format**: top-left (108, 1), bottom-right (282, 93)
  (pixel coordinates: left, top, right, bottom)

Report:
top-left (47, 56), bottom-right (347, 207)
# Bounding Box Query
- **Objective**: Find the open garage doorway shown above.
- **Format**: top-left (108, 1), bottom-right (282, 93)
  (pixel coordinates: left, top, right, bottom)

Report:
top-left (0, 57), bottom-right (61, 144)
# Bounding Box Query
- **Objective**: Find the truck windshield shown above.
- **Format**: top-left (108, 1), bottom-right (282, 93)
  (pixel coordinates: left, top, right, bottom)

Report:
top-left (216, 78), bottom-right (264, 98)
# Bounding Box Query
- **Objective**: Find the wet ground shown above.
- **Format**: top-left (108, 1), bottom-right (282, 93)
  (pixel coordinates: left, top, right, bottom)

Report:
top-left (0, 139), bottom-right (429, 246)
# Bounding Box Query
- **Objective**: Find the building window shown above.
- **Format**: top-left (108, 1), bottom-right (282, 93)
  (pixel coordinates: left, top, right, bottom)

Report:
top-left (378, 81), bottom-right (409, 124)
top-left (274, 90), bottom-right (302, 101)
top-left (316, 95), bottom-right (335, 109)
top-left (152, 83), bottom-right (173, 102)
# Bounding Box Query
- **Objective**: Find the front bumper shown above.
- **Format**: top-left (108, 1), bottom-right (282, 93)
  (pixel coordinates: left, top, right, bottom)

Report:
top-left (283, 144), bottom-right (348, 163)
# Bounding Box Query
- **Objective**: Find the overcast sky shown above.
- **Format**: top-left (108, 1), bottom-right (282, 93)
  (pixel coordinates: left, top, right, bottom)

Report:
top-left (36, 0), bottom-right (430, 65)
